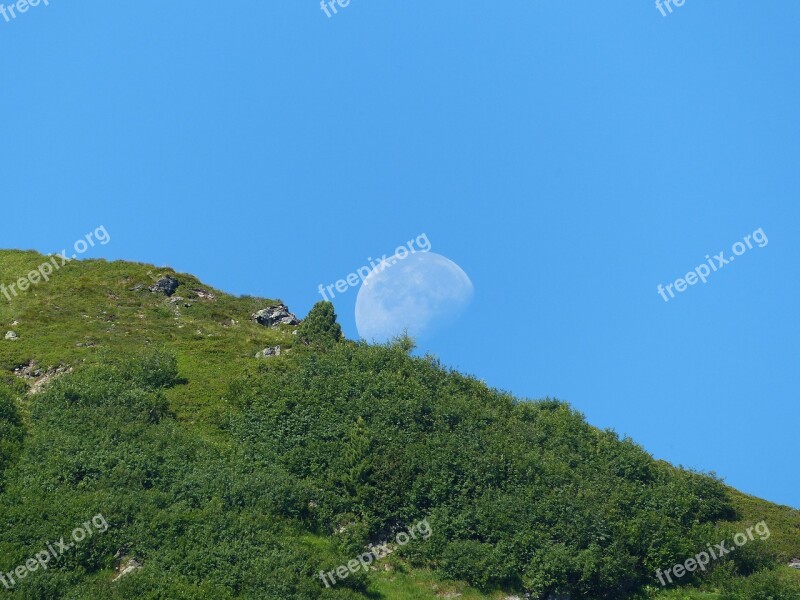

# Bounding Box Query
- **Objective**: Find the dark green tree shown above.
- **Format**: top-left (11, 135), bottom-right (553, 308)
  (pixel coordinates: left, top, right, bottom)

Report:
top-left (296, 301), bottom-right (343, 347)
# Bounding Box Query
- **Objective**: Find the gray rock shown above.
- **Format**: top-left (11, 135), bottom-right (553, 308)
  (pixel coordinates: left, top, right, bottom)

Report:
top-left (255, 345), bottom-right (281, 358)
top-left (252, 304), bottom-right (299, 327)
top-left (149, 276), bottom-right (180, 296)
top-left (14, 360), bottom-right (72, 394)
top-left (5, 331), bottom-right (18, 341)
top-left (14, 361), bottom-right (41, 378)
top-left (790, 558), bottom-right (800, 569)
top-left (190, 288), bottom-right (216, 301)
top-left (112, 556), bottom-right (143, 582)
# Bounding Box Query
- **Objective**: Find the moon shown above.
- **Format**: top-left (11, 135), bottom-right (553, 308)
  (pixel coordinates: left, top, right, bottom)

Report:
top-left (355, 252), bottom-right (474, 343)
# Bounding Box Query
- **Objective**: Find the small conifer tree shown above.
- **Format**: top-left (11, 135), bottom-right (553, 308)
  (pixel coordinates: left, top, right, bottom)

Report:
top-left (296, 301), bottom-right (343, 347)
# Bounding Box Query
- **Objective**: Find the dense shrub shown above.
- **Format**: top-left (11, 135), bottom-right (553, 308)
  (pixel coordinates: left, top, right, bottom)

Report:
top-left (0, 385), bottom-right (24, 492)
top-left (0, 344), bottom-right (794, 599)
top-left (0, 351), bottom-right (358, 599)
top-left (720, 568), bottom-right (800, 600)
top-left (228, 340), bottom-right (751, 598)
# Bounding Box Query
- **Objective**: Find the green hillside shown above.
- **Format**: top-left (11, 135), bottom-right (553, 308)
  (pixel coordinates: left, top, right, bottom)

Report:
top-left (1, 249), bottom-right (798, 599)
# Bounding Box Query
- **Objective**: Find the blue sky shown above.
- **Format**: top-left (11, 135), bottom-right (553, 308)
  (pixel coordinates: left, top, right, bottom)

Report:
top-left (1, 2), bottom-right (798, 507)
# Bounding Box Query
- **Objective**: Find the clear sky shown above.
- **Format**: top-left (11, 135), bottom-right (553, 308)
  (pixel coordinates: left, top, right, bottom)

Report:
top-left (1, 2), bottom-right (798, 507)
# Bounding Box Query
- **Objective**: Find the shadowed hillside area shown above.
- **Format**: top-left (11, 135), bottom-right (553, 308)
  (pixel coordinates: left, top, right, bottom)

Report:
top-left (1, 250), bottom-right (798, 599)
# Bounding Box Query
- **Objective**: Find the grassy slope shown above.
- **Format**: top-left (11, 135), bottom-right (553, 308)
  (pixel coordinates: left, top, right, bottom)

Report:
top-left (0, 250), bottom-right (291, 437)
top-left (1, 249), bottom-right (797, 599)
top-left (729, 489), bottom-right (800, 562)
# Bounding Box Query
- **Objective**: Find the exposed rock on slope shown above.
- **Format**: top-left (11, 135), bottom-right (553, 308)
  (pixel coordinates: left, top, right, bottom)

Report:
top-left (252, 304), bottom-right (299, 327)
top-left (255, 345), bottom-right (281, 358)
top-left (149, 276), bottom-right (180, 296)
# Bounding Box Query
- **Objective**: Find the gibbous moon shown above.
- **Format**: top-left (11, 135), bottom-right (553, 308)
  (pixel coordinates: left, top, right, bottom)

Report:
top-left (355, 252), bottom-right (473, 343)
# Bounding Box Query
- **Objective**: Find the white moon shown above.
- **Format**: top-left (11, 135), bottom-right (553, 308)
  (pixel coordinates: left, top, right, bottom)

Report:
top-left (355, 252), bottom-right (474, 343)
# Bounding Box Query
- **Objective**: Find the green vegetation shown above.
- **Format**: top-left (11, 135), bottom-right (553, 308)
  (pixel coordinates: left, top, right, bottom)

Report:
top-left (0, 385), bottom-right (24, 493)
top-left (296, 301), bottom-right (343, 348)
top-left (0, 249), bottom-right (797, 599)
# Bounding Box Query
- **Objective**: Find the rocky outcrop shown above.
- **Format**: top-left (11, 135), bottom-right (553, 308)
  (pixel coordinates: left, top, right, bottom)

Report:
top-left (790, 558), bottom-right (800, 570)
top-left (190, 288), bottom-right (216, 301)
top-left (4, 331), bottom-right (18, 341)
top-left (255, 345), bottom-right (281, 358)
top-left (112, 555), bottom-right (142, 581)
top-left (14, 360), bottom-right (72, 394)
top-left (251, 304), bottom-right (299, 327)
top-left (149, 276), bottom-right (180, 296)
top-left (168, 296), bottom-right (192, 308)
top-left (14, 361), bottom-right (43, 379)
